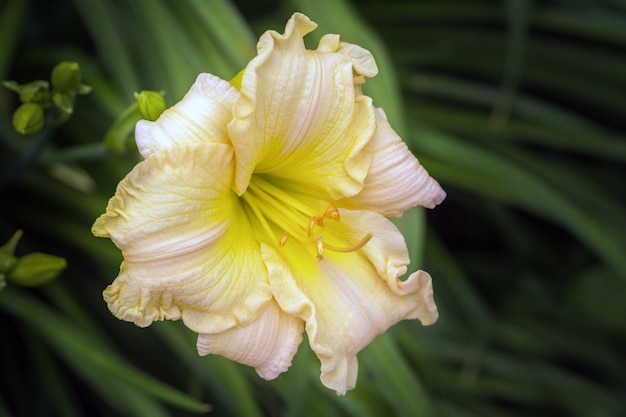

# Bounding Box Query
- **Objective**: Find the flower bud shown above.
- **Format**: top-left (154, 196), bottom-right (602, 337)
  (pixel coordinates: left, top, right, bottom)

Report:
top-left (51, 61), bottom-right (82, 93)
top-left (12, 102), bottom-right (45, 136)
top-left (0, 253), bottom-right (17, 273)
top-left (53, 90), bottom-right (75, 117)
top-left (7, 252), bottom-right (66, 287)
top-left (2, 80), bottom-right (50, 103)
top-left (0, 229), bottom-right (23, 255)
top-left (135, 90), bottom-right (166, 121)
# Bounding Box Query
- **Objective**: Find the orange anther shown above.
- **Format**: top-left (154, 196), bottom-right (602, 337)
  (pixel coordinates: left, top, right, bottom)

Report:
top-left (323, 206), bottom-right (340, 222)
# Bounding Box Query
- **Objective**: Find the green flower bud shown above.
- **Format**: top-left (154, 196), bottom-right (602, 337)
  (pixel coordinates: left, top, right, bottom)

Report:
top-left (0, 229), bottom-right (23, 255)
top-left (135, 90), bottom-right (166, 121)
top-left (51, 61), bottom-right (81, 93)
top-left (77, 84), bottom-right (93, 95)
top-left (2, 80), bottom-right (50, 103)
top-left (0, 253), bottom-right (17, 273)
top-left (7, 252), bottom-right (66, 287)
top-left (12, 102), bottom-right (45, 136)
top-left (53, 90), bottom-right (75, 117)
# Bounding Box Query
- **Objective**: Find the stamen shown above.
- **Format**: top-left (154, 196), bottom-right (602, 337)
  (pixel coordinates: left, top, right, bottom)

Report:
top-left (321, 233), bottom-right (373, 253)
top-left (307, 207), bottom-right (340, 237)
top-left (315, 236), bottom-right (324, 261)
top-left (240, 192), bottom-right (277, 243)
top-left (307, 217), bottom-right (319, 237)
top-left (246, 180), bottom-right (308, 241)
top-left (251, 175), bottom-right (317, 217)
top-left (323, 206), bottom-right (340, 222)
top-left (242, 176), bottom-right (369, 260)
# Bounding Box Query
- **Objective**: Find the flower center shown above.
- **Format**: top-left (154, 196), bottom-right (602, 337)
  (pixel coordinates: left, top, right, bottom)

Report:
top-left (240, 175), bottom-right (372, 260)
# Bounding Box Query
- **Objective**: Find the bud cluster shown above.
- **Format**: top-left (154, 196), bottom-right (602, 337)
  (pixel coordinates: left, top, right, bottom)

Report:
top-left (2, 62), bottom-right (92, 136)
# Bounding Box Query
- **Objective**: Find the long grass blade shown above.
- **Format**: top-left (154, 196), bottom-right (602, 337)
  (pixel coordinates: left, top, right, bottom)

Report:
top-left (409, 122), bottom-right (626, 277)
top-left (0, 287), bottom-right (210, 414)
top-left (0, 0), bottom-right (30, 80)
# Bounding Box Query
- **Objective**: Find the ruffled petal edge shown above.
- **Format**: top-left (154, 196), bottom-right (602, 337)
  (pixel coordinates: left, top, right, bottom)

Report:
top-left (197, 300), bottom-right (304, 380)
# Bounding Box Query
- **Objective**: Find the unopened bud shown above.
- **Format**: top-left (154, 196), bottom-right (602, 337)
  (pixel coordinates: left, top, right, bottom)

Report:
top-left (51, 61), bottom-right (82, 93)
top-left (12, 103), bottom-right (45, 136)
top-left (0, 231), bottom-right (20, 292)
top-left (0, 253), bottom-right (17, 273)
top-left (7, 252), bottom-right (66, 287)
top-left (53, 90), bottom-right (75, 117)
top-left (135, 90), bottom-right (166, 121)
top-left (2, 80), bottom-right (50, 103)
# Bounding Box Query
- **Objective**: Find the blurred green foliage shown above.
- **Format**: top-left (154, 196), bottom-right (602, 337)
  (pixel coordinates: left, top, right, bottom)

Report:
top-left (1, 0), bottom-right (625, 416)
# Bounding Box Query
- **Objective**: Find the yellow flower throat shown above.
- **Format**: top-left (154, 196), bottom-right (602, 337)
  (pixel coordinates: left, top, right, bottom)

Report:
top-left (241, 175), bottom-right (372, 260)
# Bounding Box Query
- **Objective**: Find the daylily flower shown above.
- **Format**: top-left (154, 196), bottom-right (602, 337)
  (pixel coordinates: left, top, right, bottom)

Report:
top-left (93, 12), bottom-right (446, 394)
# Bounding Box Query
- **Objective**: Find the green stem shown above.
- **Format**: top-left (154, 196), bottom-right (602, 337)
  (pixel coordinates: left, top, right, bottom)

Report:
top-left (38, 142), bottom-right (108, 164)
top-left (0, 126), bottom-right (52, 190)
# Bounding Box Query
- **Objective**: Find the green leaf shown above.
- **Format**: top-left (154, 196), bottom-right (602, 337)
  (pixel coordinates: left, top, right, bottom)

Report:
top-left (409, 122), bottom-right (626, 278)
top-left (0, 0), bottom-right (30, 80)
top-left (359, 333), bottom-right (433, 417)
top-left (153, 322), bottom-right (262, 417)
top-left (0, 287), bottom-right (210, 414)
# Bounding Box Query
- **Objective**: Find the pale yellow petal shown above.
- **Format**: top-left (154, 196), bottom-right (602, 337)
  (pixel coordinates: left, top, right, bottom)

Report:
top-left (262, 210), bottom-right (437, 394)
top-left (229, 12), bottom-right (375, 199)
top-left (329, 209), bottom-right (439, 324)
top-left (92, 143), bottom-right (233, 256)
top-left (136, 73), bottom-right (239, 158)
top-left (317, 34), bottom-right (378, 78)
top-left (197, 300), bottom-right (304, 380)
top-left (340, 108), bottom-right (446, 216)
top-left (93, 143), bottom-right (272, 333)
